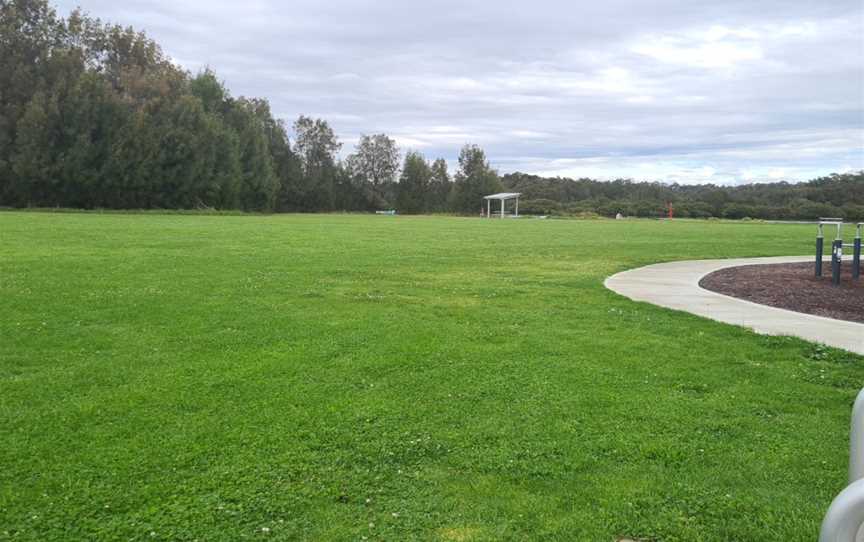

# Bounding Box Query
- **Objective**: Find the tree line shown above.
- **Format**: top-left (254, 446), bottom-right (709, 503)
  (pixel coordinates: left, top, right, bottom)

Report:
top-left (504, 172), bottom-right (864, 221)
top-left (1, 0), bottom-right (861, 220)
top-left (0, 0), bottom-right (501, 214)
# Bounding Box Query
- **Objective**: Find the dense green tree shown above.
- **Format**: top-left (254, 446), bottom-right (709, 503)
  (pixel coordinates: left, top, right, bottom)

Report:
top-left (451, 144), bottom-right (502, 214)
top-left (345, 134), bottom-right (400, 209)
top-left (244, 99), bottom-right (302, 212)
top-left (346, 134), bottom-right (400, 187)
top-left (0, 0), bottom-right (64, 204)
top-left (10, 91), bottom-right (57, 206)
top-left (226, 98), bottom-right (278, 211)
top-left (396, 151), bottom-right (431, 214)
top-left (54, 71), bottom-right (127, 207)
top-left (293, 116), bottom-right (341, 210)
top-left (428, 158), bottom-right (452, 212)
top-left (189, 69), bottom-right (230, 115)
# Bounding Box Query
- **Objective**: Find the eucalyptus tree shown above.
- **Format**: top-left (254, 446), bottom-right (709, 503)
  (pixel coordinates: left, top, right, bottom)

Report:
top-left (428, 158), bottom-right (452, 212)
top-left (293, 116), bottom-right (341, 210)
top-left (0, 0), bottom-right (64, 205)
top-left (226, 98), bottom-right (278, 211)
top-left (396, 151), bottom-right (432, 214)
top-left (451, 144), bottom-right (502, 214)
top-left (346, 134), bottom-right (400, 187)
top-left (345, 134), bottom-right (400, 208)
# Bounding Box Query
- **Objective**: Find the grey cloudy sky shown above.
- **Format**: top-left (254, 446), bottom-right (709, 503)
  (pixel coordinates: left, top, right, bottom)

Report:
top-left (55, 0), bottom-right (864, 184)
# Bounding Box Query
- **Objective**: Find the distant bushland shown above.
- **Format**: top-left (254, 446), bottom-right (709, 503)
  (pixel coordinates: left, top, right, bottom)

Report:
top-left (503, 172), bottom-right (864, 221)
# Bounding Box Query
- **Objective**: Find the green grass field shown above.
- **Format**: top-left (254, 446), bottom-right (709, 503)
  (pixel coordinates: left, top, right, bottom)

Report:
top-left (1, 212), bottom-right (862, 541)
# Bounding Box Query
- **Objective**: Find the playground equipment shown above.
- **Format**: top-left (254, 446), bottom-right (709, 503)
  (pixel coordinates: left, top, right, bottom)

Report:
top-left (820, 388), bottom-right (864, 541)
top-left (816, 219), bottom-right (862, 285)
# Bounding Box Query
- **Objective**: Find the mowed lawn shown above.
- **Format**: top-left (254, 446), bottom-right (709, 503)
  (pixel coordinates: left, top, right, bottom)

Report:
top-left (1, 212), bottom-right (862, 541)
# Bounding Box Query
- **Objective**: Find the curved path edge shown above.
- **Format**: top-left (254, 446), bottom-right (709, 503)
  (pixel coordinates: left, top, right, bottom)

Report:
top-left (604, 256), bottom-right (864, 355)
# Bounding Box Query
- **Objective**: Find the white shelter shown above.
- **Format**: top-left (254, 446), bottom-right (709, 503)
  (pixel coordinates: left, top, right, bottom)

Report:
top-left (483, 192), bottom-right (521, 218)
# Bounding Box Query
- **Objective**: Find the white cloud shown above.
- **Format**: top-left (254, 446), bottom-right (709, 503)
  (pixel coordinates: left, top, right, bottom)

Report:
top-left (699, 166), bottom-right (717, 178)
top-left (633, 38), bottom-right (763, 69)
top-left (509, 130), bottom-right (551, 139)
top-left (625, 95), bottom-right (655, 104)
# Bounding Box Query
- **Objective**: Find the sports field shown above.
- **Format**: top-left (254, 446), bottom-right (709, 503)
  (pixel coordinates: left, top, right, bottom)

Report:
top-left (1, 212), bottom-right (861, 541)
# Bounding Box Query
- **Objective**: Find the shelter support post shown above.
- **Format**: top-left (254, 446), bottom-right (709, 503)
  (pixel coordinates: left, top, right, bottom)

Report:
top-left (832, 239), bottom-right (843, 286)
top-left (816, 224), bottom-right (824, 277)
top-left (854, 224), bottom-right (862, 280)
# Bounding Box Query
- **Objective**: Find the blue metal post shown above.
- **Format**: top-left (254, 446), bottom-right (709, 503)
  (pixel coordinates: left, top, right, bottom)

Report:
top-left (816, 224), bottom-right (824, 277)
top-left (832, 239), bottom-right (843, 285)
top-left (854, 224), bottom-right (862, 280)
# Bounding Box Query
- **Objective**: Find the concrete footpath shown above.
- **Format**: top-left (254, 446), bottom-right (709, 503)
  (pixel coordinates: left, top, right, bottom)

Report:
top-left (605, 256), bottom-right (864, 355)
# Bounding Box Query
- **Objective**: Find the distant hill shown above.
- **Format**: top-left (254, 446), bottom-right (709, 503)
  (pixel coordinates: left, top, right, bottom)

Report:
top-left (501, 172), bottom-right (864, 220)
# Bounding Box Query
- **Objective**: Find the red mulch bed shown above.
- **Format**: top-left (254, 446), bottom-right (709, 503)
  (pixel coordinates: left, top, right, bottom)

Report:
top-left (699, 261), bottom-right (864, 323)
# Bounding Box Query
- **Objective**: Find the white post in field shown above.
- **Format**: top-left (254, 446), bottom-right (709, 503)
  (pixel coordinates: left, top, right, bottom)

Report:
top-left (515, 197), bottom-right (519, 217)
top-left (501, 198), bottom-right (505, 218)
